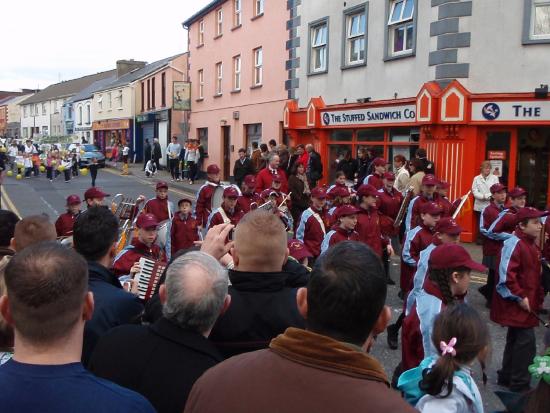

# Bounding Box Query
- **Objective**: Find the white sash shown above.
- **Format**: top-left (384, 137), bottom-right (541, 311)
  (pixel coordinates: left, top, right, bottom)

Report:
top-left (308, 208), bottom-right (326, 235)
top-left (217, 207), bottom-right (231, 224)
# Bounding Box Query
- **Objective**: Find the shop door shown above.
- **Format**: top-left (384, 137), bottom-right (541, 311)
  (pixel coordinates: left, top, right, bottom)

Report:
top-left (222, 126), bottom-right (231, 181)
top-left (485, 131), bottom-right (514, 188)
top-left (517, 128), bottom-right (550, 209)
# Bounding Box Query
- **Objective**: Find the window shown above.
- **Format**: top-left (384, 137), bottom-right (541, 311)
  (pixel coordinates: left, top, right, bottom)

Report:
top-left (246, 123), bottom-right (262, 148)
top-left (254, 0), bottom-right (264, 16)
top-left (53, 101), bottom-right (58, 113)
top-left (198, 127), bottom-right (208, 154)
top-left (86, 104), bottom-right (91, 124)
top-left (24, 106), bottom-right (28, 117)
top-left (35, 104), bottom-right (38, 115)
top-left (216, 9), bottom-right (223, 36)
top-left (68, 105), bottom-right (73, 119)
top-left (215, 62), bottom-right (223, 95)
top-left (98, 95), bottom-right (103, 111)
top-left (233, 55), bottom-right (241, 90)
top-left (161, 72), bottom-right (166, 106)
top-left (42, 103), bottom-right (46, 115)
top-left (387, 0), bottom-right (415, 56)
top-left (117, 90), bottom-right (123, 108)
top-left (141, 82), bottom-right (145, 111)
top-left (147, 79), bottom-right (151, 109)
top-left (198, 20), bottom-right (205, 45)
top-left (42, 126), bottom-right (48, 136)
top-left (309, 20), bottom-right (328, 73)
top-left (525, 0), bottom-right (550, 43)
top-left (151, 77), bottom-right (156, 108)
top-left (253, 47), bottom-right (263, 86)
top-left (78, 106), bottom-right (83, 125)
top-left (198, 69), bottom-right (204, 99)
top-left (108, 92), bottom-right (112, 109)
top-left (345, 10), bottom-right (367, 65)
top-left (234, 0), bottom-right (242, 26)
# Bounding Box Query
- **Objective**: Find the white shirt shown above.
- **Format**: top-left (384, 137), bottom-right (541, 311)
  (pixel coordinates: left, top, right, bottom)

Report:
top-left (394, 166), bottom-right (411, 194)
top-left (471, 173), bottom-right (499, 212)
top-left (122, 146), bottom-right (130, 156)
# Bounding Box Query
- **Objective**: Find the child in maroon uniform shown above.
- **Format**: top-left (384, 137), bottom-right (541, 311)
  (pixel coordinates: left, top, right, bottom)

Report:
top-left (362, 157), bottom-right (386, 189)
top-left (355, 184), bottom-right (390, 258)
top-left (168, 198), bottom-right (200, 258)
top-left (237, 175), bottom-right (261, 213)
top-left (296, 187), bottom-right (329, 261)
top-left (207, 187), bottom-right (244, 230)
top-left (195, 164), bottom-right (222, 227)
top-left (320, 205), bottom-right (360, 254)
top-left (55, 195), bottom-right (81, 237)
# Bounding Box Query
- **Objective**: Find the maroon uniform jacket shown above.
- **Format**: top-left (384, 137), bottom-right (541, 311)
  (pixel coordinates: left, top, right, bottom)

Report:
top-left (143, 197), bottom-right (172, 222)
top-left (490, 229), bottom-right (544, 328)
top-left (405, 193), bottom-right (442, 232)
top-left (363, 172), bottom-right (384, 190)
top-left (480, 202), bottom-right (506, 257)
top-left (169, 212), bottom-right (200, 256)
top-left (207, 204), bottom-right (245, 230)
top-left (321, 226), bottom-right (359, 254)
top-left (255, 167), bottom-right (289, 194)
top-left (296, 207), bottom-right (329, 259)
top-left (438, 196), bottom-right (460, 217)
top-left (237, 192), bottom-right (262, 213)
top-left (356, 206), bottom-right (386, 258)
top-left (377, 187), bottom-right (403, 237)
top-left (55, 211), bottom-right (79, 237)
top-left (490, 206), bottom-right (520, 238)
top-left (112, 238), bottom-right (165, 277)
top-left (195, 181), bottom-right (222, 227)
top-left (401, 224), bottom-right (434, 293)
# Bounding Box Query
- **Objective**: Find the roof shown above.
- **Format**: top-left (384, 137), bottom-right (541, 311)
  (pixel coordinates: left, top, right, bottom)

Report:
top-left (66, 75), bottom-right (117, 104)
top-left (182, 0), bottom-right (225, 28)
top-left (94, 53), bottom-right (186, 93)
top-left (0, 94), bottom-right (35, 106)
top-left (19, 70), bottom-right (117, 106)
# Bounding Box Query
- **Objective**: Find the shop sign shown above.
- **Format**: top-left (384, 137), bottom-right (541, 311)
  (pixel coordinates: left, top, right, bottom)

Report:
top-left (136, 114), bottom-right (153, 123)
top-left (472, 101), bottom-right (550, 122)
top-left (92, 119), bottom-right (130, 131)
top-left (321, 104), bottom-right (416, 126)
top-left (488, 150), bottom-right (506, 160)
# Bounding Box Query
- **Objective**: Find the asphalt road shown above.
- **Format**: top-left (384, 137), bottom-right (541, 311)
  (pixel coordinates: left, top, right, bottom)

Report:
top-left (1, 166), bottom-right (549, 412)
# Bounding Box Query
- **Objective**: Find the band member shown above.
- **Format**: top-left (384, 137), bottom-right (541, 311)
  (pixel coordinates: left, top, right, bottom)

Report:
top-left (84, 187), bottom-right (110, 208)
top-left (168, 198), bottom-right (200, 257)
top-left (362, 157), bottom-right (386, 189)
top-left (112, 213), bottom-right (165, 277)
top-left (260, 174), bottom-right (291, 210)
top-left (195, 164), bottom-right (222, 227)
top-left (327, 186), bottom-right (352, 226)
top-left (405, 174), bottom-right (441, 232)
top-left (327, 170), bottom-right (354, 196)
top-left (491, 207), bottom-right (548, 393)
top-left (296, 187), bottom-right (329, 261)
top-left (238, 174), bottom-right (262, 213)
top-left (377, 172), bottom-right (404, 240)
top-left (142, 181), bottom-right (175, 222)
top-left (436, 180), bottom-right (460, 217)
top-left (355, 184), bottom-right (391, 258)
top-left (320, 205), bottom-right (360, 254)
top-left (478, 183), bottom-right (508, 306)
top-left (287, 238), bottom-right (313, 268)
top-left (487, 187), bottom-right (527, 240)
top-left (207, 187), bottom-right (244, 230)
top-left (55, 195), bottom-right (82, 237)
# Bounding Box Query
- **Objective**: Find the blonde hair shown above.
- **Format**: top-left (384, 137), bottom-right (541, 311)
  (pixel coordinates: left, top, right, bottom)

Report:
top-left (480, 161), bottom-right (491, 171)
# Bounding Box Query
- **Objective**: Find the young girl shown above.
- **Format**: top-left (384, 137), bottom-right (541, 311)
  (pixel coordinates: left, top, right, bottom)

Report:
top-left (398, 303), bottom-right (489, 413)
top-left (326, 185), bottom-right (352, 225)
top-left (401, 243), bottom-right (486, 371)
top-left (320, 204), bottom-right (359, 254)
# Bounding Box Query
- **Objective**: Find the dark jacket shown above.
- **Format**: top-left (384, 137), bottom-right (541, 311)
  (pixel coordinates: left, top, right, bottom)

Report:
top-left (83, 262), bottom-right (144, 366)
top-left (232, 157), bottom-right (254, 184)
top-left (152, 142), bottom-right (162, 161)
top-left (306, 150), bottom-right (323, 182)
top-left (209, 269), bottom-right (305, 358)
top-left (89, 317), bottom-right (223, 413)
top-left (144, 143), bottom-right (152, 162)
top-left (288, 175), bottom-right (310, 211)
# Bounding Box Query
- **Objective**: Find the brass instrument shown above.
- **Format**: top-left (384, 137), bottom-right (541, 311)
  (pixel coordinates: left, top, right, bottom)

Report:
top-left (111, 194), bottom-right (144, 253)
top-left (394, 186), bottom-right (414, 228)
top-left (451, 190), bottom-right (472, 220)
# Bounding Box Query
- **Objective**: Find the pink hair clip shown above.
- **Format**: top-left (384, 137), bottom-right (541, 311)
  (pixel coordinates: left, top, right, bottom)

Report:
top-left (440, 337), bottom-right (457, 357)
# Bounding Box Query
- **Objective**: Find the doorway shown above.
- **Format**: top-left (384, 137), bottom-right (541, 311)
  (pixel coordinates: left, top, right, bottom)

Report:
top-left (517, 127), bottom-right (550, 209)
top-left (222, 126), bottom-right (231, 181)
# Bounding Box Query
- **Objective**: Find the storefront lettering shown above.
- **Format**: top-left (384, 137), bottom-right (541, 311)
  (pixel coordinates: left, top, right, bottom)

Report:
top-left (472, 101), bottom-right (550, 122)
top-left (512, 105), bottom-right (541, 118)
top-left (321, 105), bottom-right (416, 126)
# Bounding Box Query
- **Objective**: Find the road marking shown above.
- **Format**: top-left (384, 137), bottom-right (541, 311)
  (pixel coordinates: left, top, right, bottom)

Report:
top-left (40, 196), bottom-right (59, 216)
top-left (1, 185), bottom-right (22, 218)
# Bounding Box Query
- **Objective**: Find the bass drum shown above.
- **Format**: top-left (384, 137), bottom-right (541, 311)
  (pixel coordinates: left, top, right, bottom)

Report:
top-left (156, 220), bottom-right (170, 251)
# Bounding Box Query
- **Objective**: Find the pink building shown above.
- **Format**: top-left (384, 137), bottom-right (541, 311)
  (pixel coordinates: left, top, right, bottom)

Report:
top-left (183, 0), bottom-right (289, 179)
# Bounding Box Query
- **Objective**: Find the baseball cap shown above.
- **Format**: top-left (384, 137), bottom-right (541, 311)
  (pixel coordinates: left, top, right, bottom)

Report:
top-left (490, 183), bottom-right (507, 194)
top-left (383, 172), bottom-right (396, 181)
top-left (437, 180), bottom-right (450, 190)
top-left (334, 205), bottom-right (360, 218)
top-left (421, 201), bottom-right (443, 216)
top-left (178, 197), bottom-right (193, 206)
top-left (288, 239), bottom-right (313, 261)
top-left (515, 207), bottom-right (550, 223)
top-left (311, 187), bottom-right (327, 199)
top-left (429, 244), bottom-right (487, 272)
top-left (372, 157), bottom-right (386, 167)
top-left (156, 181), bottom-right (168, 190)
top-left (435, 217), bottom-right (463, 235)
top-left (223, 187), bottom-right (240, 198)
top-left (356, 184), bottom-right (379, 198)
top-left (509, 187), bottom-right (527, 198)
top-left (136, 213), bottom-right (160, 229)
top-left (66, 194), bottom-right (81, 205)
top-left (207, 164), bottom-right (221, 174)
top-left (84, 187), bottom-right (110, 200)
top-left (244, 175), bottom-right (257, 187)
top-left (422, 174), bottom-right (438, 186)
top-left (272, 174), bottom-right (282, 183)
top-left (328, 186), bottom-right (350, 199)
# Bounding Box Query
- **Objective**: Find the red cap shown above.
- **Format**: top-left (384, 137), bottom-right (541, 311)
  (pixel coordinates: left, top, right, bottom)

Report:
top-left (66, 194), bottom-right (81, 205)
top-left (207, 164), bottom-right (220, 174)
top-left (84, 187), bottom-right (110, 200)
top-left (372, 157), bottom-right (386, 167)
top-left (156, 181), bottom-right (168, 190)
top-left (490, 183), bottom-right (507, 194)
top-left (437, 180), bottom-right (450, 190)
top-left (272, 174), bottom-right (282, 183)
top-left (334, 205), bottom-right (360, 218)
top-left (421, 201), bottom-right (443, 216)
top-left (261, 188), bottom-right (279, 199)
top-left (288, 239), bottom-right (313, 261)
top-left (435, 217), bottom-right (463, 235)
top-left (136, 213), bottom-right (160, 229)
top-left (328, 186), bottom-right (350, 199)
top-left (244, 174), bottom-right (257, 187)
top-left (223, 187), bottom-right (240, 198)
top-left (430, 244), bottom-right (487, 272)
top-left (311, 187), bottom-right (327, 199)
top-left (356, 184), bottom-right (379, 198)
top-left (178, 197), bottom-right (193, 206)
top-left (509, 187), bottom-right (527, 198)
top-left (422, 174), bottom-right (438, 186)
top-left (383, 172), bottom-right (396, 181)
top-left (515, 207), bottom-right (550, 223)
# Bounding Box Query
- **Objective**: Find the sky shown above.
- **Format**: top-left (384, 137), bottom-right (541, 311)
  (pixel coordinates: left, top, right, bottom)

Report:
top-left (0, 0), bottom-right (212, 91)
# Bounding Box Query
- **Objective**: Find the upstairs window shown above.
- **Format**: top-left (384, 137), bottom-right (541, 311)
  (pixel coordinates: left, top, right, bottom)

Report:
top-left (254, 0), bottom-right (264, 17)
top-left (198, 69), bottom-right (204, 99)
top-left (310, 20), bottom-right (328, 73)
top-left (233, 55), bottom-right (241, 90)
top-left (345, 10), bottom-right (366, 65)
top-left (198, 20), bottom-right (205, 45)
top-left (253, 48), bottom-right (263, 86)
top-left (387, 0), bottom-right (415, 56)
top-left (215, 62), bottom-right (223, 95)
top-left (234, 0), bottom-right (242, 27)
top-left (216, 9), bottom-right (223, 36)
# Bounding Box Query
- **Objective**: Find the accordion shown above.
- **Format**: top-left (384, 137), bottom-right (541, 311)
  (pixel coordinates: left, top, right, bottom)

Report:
top-left (135, 257), bottom-right (166, 301)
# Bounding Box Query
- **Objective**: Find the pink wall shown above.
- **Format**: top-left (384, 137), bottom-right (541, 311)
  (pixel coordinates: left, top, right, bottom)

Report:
top-left (187, 0), bottom-right (288, 177)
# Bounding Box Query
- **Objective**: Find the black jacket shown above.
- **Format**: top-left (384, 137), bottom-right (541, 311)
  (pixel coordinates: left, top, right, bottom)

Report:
top-left (307, 150), bottom-right (323, 181)
top-left (83, 262), bottom-right (143, 366)
top-left (209, 269), bottom-right (305, 359)
top-left (89, 317), bottom-right (222, 413)
top-left (233, 157), bottom-right (254, 184)
top-left (144, 143), bottom-right (152, 162)
top-left (152, 142), bottom-right (162, 160)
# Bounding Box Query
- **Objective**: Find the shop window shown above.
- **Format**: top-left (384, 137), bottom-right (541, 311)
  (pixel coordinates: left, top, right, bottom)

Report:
top-left (246, 123), bottom-right (262, 148)
top-left (357, 129), bottom-right (384, 141)
top-left (524, 0), bottom-right (550, 44)
top-left (329, 144), bottom-right (353, 182)
top-left (331, 129), bottom-right (353, 141)
top-left (309, 18), bottom-right (329, 74)
top-left (344, 6), bottom-right (367, 67)
top-left (198, 127), bottom-right (208, 155)
top-left (385, 0), bottom-right (416, 59)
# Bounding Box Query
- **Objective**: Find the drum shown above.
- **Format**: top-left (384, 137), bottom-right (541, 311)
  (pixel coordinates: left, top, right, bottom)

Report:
top-left (211, 186), bottom-right (225, 211)
top-left (156, 220), bottom-right (170, 250)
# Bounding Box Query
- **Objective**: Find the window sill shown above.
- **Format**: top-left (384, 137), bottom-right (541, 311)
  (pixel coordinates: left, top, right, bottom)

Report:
top-left (250, 84), bottom-right (263, 89)
top-left (231, 24), bottom-right (242, 31)
top-left (251, 13), bottom-right (264, 21)
top-left (523, 36), bottom-right (550, 45)
top-left (341, 61), bottom-right (367, 70)
top-left (213, 93), bottom-right (223, 98)
top-left (117, 107), bottom-right (123, 110)
top-left (307, 69), bottom-right (328, 76)
top-left (214, 34), bottom-right (223, 40)
top-left (196, 43), bottom-right (204, 49)
top-left (230, 89), bottom-right (241, 94)
top-left (195, 98), bottom-right (204, 102)
top-left (384, 51), bottom-right (415, 62)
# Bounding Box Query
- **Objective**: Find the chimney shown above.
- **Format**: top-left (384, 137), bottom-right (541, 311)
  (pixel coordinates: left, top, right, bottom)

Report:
top-left (116, 59), bottom-right (147, 78)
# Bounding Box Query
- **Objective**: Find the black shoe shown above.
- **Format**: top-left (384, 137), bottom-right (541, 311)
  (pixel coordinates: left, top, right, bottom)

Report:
top-left (387, 277), bottom-right (396, 285)
top-left (386, 324), bottom-right (399, 350)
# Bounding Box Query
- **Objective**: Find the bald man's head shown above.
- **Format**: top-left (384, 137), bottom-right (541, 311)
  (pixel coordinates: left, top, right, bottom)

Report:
top-left (13, 214), bottom-right (57, 252)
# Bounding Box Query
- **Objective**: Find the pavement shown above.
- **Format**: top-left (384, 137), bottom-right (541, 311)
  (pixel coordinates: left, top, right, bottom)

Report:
top-left (1, 161), bottom-right (549, 412)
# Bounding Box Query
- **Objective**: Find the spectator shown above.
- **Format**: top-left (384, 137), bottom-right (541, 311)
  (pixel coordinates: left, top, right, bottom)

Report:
top-left (288, 162), bottom-right (311, 228)
top-left (184, 241), bottom-right (416, 413)
top-left (167, 136), bottom-right (182, 181)
top-left (415, 148), bottom-right (435, 176)
top-left (185, 139), bottom-right (201, 185)
top-left (336, 150), bottom-right (357, 181)
top-left (73, 207), bottom-right (144, 365)
top-left (143, 138), bottom-right (152, 171)
top-left (268, 139), bottom-right (277, 154)
top-left (250, 141), bottom-right (262, 173)
top-left (408, 158), bottom-right (426, 196)
top-left (233, 148), bottom-right (254, 188)
top-left (393, 154), bottom-right (410, 194)
top-left (277, 144), bottom-right (290, 172)
top-left (12, 214), bottom-right (57, 252)
top-left (89, 252), bottom-right (229, 413)
top-left (287, 144), bottom-right (306, 175)
top-left (0, 242), bottom-right (155, 412)
top-left (472, 160), bottom-right (500, 236)
top-left (259, 143), bottom-right (269, 170)
top-left (305, 144), bottom-right (323, 188)
top-left (208, 210), bottom-right (305, 358)
top-left (0, 210), bottom-right (19, 259)
top-left (255, 153), bottom-right (289, 193)
top-left (152, 138), bottom-right (162, 171)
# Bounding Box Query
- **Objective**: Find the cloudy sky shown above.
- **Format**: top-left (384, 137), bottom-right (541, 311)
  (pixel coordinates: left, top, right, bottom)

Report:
top-left (1, 0), bottom-right (212, 91)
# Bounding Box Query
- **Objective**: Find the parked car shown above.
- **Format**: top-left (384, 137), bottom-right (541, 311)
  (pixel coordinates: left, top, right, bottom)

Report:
top-left (79, 144), bottom-right (106, 167)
